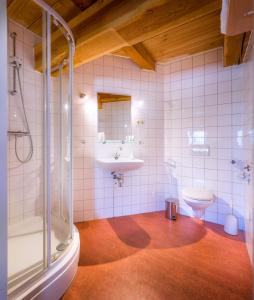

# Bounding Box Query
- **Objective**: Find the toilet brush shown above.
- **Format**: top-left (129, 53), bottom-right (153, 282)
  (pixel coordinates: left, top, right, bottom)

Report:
top-left (224, 189), bottom-right (239, 235)
top-left (224, 211), bottom-right (238, 235)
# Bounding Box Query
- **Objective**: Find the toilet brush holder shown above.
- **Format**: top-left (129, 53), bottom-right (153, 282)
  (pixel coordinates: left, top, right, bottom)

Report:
top-left (224, 214), bottom-right (238, 235)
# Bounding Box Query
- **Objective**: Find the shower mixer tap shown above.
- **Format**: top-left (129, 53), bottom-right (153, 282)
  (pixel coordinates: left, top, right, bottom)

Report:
top-left (8, 32), bottom-right (34, 163)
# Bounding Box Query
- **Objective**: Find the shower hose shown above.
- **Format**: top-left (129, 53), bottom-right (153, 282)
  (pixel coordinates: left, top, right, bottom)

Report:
top-left (14, 61), bottom-right (33, 163)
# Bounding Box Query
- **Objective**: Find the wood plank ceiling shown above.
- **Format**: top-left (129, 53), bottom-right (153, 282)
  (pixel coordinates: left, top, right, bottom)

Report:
top-left (7, 0), bottom-right (250, 72)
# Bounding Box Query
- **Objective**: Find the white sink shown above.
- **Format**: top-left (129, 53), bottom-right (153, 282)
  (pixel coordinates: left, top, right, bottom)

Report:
top-left (96, 157), bottom-right (144, 172)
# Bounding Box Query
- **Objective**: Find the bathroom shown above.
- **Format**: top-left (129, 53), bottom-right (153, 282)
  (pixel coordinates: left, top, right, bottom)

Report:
top-left (0, 0), bottom-right (253, 299)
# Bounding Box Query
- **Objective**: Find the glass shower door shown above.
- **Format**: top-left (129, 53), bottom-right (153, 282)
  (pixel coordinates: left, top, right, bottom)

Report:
top-left (6, 0), bottom-right (74, 295)
top-left (50, 30), bottom-right (73, 260)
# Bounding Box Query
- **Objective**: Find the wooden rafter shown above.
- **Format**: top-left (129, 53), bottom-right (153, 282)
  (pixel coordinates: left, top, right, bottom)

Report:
top-left (8, 0), bottom-right (80, 36)
top-left (49, 0), bottom-right (114, 44)
top-left (35, 0), bottom-right (164, 71)
top-left (71, 0), bottom-right (97, 11)
top-left (224, 32), bottom-right (251, 67)
top-left (9, 0), bottom-right (230, 71)
top-left (115, 43), bottom-right (155, 70)
top-left (117, 0), bottom-right (221, 45)
top-left (74, 28), bottom-right (128, 68)
top-left (34, 0), bottom-right (221, 72)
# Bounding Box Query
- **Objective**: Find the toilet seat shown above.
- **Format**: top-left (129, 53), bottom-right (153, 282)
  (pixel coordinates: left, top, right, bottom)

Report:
top-left (182, 187), bottom-right (214, 219)
top-left (182, 187), bottom-right (214, 201)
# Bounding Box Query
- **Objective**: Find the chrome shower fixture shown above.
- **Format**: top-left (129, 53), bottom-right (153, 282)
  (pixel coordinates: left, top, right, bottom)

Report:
top-left (8, 32), bottom-right (34, 163)
top-left (9, 32), bottom-right (21, 95)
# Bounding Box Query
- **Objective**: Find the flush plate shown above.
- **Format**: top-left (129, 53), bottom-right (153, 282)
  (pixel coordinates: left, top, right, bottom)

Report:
top-left (191, 144), bottom-right (210, 156)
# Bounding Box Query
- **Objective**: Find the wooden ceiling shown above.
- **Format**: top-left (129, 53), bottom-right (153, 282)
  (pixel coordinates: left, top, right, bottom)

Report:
top-left (8, 0), bottom-right (81, 36)
top-left (7, 0), bottom-right (249, 71)
top-left (71, 0), bottom-right (97, 11)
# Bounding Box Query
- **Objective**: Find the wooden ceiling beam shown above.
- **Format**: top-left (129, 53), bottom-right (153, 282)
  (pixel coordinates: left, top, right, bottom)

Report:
top-left (9, 0), bottom-right (224, 71)
top-left (40, 0), bottom-right (115, 73)
top-left (117, 43), bottom-right (156, 70)
top-left (223, 32), bottom-right (250, 67)
top-left (35, 0), bottom-right (164, 71)
top-left (73, 28), bottom-right (128, 68)
top-left (115, 10), bottom-right (223, 65)
top-left (71, 0), bottom-right (97, 11)
top-left (118, 0), bottom-right (221, 45)
top-left (49, 0), bottom-right (114, 44)
top-left (35, 0), bottom-right (220, 72)
top-left (8, 0), bottom-right (80, 36)
top-left (29, 0), bottom-right (80, 35)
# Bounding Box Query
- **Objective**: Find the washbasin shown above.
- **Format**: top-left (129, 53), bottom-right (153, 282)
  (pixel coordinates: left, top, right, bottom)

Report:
top-left (96, 157), bottom-right (144, 172)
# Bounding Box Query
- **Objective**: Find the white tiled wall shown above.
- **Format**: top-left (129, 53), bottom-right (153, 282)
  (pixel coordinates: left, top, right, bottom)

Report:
top-left (242, 33), bottom-right (254, 262)
top-left (7, 21), bottom-right (250, 233)
top-left (72, 56), bottom-right (165, 221)
top-left (73, 49), bottom-right (249, 230)
top-left (8, 21), bottom-right (44, 224)
top-left (7, 21), bottom-right (66, 225)
top-left (162, 48), bottom-right (246, 229)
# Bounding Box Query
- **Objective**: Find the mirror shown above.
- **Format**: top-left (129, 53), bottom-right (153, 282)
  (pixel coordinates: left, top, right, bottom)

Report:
top-left (97, 93), bottom-right (132, 142)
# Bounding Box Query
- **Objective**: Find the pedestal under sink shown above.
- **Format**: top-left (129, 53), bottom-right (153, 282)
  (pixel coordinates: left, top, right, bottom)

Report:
top-left (96, 157), bottom-right (144, 172)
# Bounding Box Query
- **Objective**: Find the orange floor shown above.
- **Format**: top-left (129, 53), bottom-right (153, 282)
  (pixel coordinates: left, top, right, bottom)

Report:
top-left (63, 212), bottom-right (252, 300)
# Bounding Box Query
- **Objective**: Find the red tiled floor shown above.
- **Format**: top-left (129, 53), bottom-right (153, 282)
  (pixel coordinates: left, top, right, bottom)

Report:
top-left (62, 212), bottom-right (252, 300)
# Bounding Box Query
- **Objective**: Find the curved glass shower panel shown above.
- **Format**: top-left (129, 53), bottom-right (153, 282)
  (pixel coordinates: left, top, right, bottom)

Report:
top-left (51, 35), bottom-right (73, 260)
top-left (7, 0), bottom-right (75, 296)
top-left (7, 3), bottom-right (45, 290)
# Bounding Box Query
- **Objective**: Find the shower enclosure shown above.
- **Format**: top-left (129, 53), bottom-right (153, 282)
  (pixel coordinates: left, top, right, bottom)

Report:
top-left (0, 0), bottom-right (79, 299)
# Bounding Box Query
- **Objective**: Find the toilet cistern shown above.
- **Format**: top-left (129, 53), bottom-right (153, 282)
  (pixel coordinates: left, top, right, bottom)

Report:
top-left (182, 187), bottom-right (214, 219)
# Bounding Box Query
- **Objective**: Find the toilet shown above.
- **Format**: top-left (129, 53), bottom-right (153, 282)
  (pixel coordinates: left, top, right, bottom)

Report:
top-left (182, 187), bottom-right (214, 219)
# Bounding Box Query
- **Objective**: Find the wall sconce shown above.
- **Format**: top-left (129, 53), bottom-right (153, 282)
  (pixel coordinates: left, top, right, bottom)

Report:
top-left (80, 92), bottom-right (86, 98)
top-left (137, 100), bottom-right (144, 108)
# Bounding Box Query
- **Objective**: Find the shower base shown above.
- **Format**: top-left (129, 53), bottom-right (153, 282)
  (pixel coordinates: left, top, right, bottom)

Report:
top-left (8, 216), bottom-right (80, 299)
top-left (8, 216), bottom-right (62, 278)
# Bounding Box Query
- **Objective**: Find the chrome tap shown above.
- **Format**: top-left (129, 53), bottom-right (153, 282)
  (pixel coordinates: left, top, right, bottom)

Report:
top-left (114, 152), bottom-right (120, 160)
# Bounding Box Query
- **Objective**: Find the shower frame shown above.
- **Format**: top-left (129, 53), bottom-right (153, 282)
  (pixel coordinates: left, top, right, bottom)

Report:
top-left (0, 0), bottom-right (8, 298)
top-left (0, 0), bottom-right (76, 298)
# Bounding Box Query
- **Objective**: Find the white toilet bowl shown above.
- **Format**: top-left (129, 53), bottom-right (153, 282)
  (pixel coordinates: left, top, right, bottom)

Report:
top-left (182, 187), bottom-right (214, 218)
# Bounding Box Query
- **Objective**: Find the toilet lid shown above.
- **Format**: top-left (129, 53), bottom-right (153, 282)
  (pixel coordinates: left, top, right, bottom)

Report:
top-left (182, 187), bottom-right (214, 201)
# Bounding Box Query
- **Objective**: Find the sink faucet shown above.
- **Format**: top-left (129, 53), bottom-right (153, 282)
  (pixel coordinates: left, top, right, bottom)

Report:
top-left (114, 152), bottom-right (120, 160)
